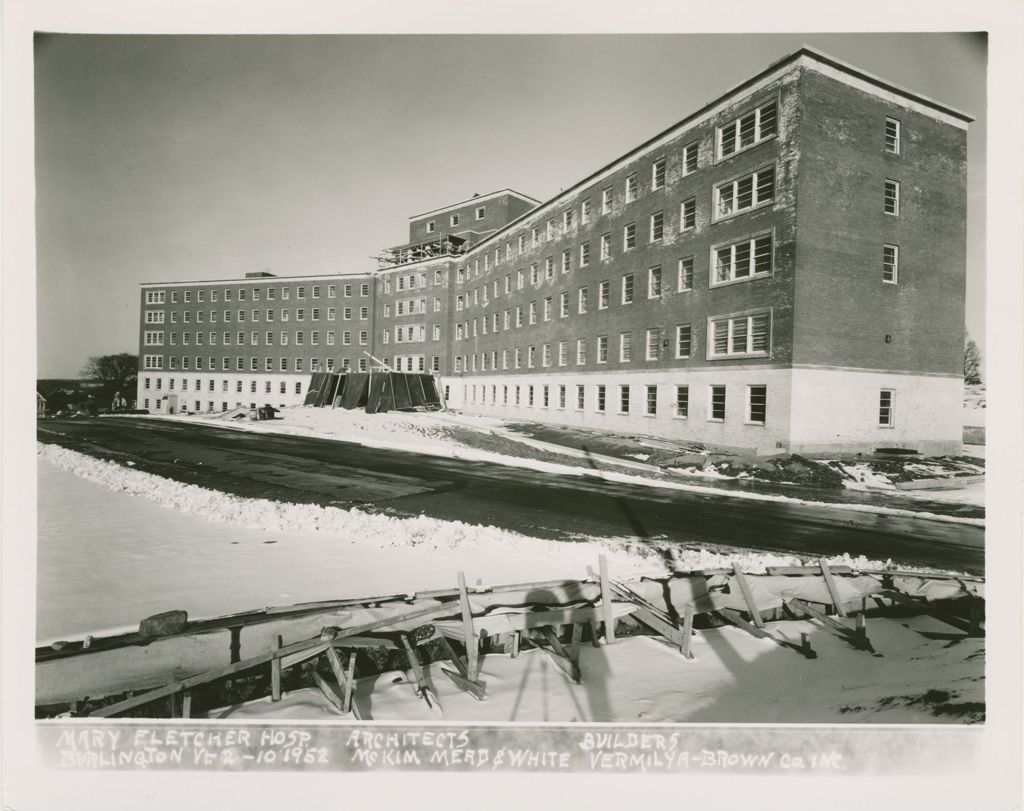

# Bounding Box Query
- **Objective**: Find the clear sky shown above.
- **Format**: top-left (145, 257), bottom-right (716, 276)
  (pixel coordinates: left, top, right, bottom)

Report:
top-left (34, 32), bottom-right (986, 378)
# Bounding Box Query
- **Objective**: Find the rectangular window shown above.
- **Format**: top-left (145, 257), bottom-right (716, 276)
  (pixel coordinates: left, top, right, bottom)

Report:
top-left (679, 198), bottom-right (696, 231)
top-left (715, 166), bottom-right (774, 219)
top-left (645, 385), bottom-right (657, 416)
top-left (596, 385), bottom-right (606, 413)
top-left (601, 186), bottom-right (613, 214)
top-left (675, 385), bottom-right (689, 418)
top-left (709, 385), bottom-right (726, 421)
top-left (623, 223), bottom-right (636, 251)
top-left (647, 266), bottom-right (662, 298)
top-left (678, 256), bottom-right (694, 291)
top-left (709, 312), bottom-right (771, 357)
top-left (717, 99), bottom-right (777, 158)
top-left (625, 173), bottom-right (638, 203)
top-left (561, 249), bottom-right (571, 274)
top-left (145, 290), bottom-right (166, 305)
top-left (542, 344), bottom-right (551, 367)
top-left (558, 341), bottom-right (568, 367)
top-left (578, 286), bottom-right (589, 314)
top-left (885, 117), bottom-right (901, 154)
top-left (560, 292), bottom-right (569, 318)
top-left (883, 244), bottom-right (899, 284)
top-left (529, 301), bottom-right (537, 325)
top-left (545, 257), bottom-right (554, 279)
top-left (528, 346), bottom-right (536, 368)
top-left (879, 390), bottom-right (895, 427)
top-left (558, 385), bottom-right (566, 409)
top-left (597, 336), bottom-right (608, 364)
top-left (649, 211), bottom-right (664, 242)
top-left (619, 332), bottom-right (632, 362)
top-left (712, 233), bottom-right (773, 284)
top-left (884, 179), bottom-right (900, 215)
top-left (563, 208), bottom-right (574, 230)
top-left (645, 328), bottom-right (660, 361)
top-left (675, 324), bottom-right (692, 358)
top-left (621, 274), bottom-right (634, 304)
top-left (579, 242), bottom-right (590, 267)
top-left (598, 280), bottom-right (609, 309)
top-left (600, 233), bottom-right (611, 261)
top-left (576, 385), bottom-right (585, 410)
top-left (652, 157), bottom-right (666, 190)
top-left (581, 199), bottom-right (592, 224)
top-left (682, 141), bottom-right (698, 175)
top-left (619, 385), bottom-right (630, 414)
top-left (576, 338), bottom-right (587, 365)
top-left (747, 385), bottom-right (767, 425)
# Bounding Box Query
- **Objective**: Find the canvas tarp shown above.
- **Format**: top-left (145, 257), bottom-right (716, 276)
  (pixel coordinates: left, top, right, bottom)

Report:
top-left (302, 372), bottom-right (442, 413)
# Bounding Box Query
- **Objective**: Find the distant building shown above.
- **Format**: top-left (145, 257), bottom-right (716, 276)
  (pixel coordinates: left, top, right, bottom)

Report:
top-left (137, 48), bottom-right (970, 455)
top-left (36, 392), bottom-right (47, 418)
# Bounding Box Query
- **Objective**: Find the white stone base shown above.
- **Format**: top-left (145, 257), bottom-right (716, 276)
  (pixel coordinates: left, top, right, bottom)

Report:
top-left (136, 372), bottom-right (308, 414)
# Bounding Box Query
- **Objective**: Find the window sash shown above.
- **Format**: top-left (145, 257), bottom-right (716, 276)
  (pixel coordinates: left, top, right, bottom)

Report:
top-left (709, 313), bottom-right (770, 357)
top-left (715, 166), bottom-right (775, 218)
top-left (713, 234), bottom-right (772, 284)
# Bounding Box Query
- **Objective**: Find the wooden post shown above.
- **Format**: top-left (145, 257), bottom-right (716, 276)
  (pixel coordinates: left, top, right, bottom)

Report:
top-left (680, 604), bottom-right (695, 660)
top-left (400, 634), bottom-right (429, 696)
top-left (271, 635), bottom-right (282, 702)
top-left (599, 555), bottom-right (615, 643)
top-left (570, 622), bottom-right (583, 665)
top-left (732, 563), bottom-right (764, 628)
top-left (588, 619), bottom-right (602, 647)
top-left (457, 572), bottom-right (479, 680)
top-left (343, 651), bottom-right (356, 713)
top-left (182, 690), bottom-right (192, 719)
top-left (818, 558), bottom-right (847, 617)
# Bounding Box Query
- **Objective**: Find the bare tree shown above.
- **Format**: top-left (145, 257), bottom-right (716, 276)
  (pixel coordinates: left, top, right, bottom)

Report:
top-left (81, 353), bottom-right (138, 391)
top-left (963, 336), bottom-right (983, 385)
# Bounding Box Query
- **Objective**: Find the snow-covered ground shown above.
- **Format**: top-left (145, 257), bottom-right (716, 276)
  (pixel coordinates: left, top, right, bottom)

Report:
top-left (128, 410), bottom-right (984, 525)
top-left (38, 443), bottom-right (891, 644)
top-left (213, 617), bottom-right (984, 724)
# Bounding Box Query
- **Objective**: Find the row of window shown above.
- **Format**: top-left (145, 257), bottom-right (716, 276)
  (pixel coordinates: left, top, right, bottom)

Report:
top-left (143, 347), bottom-right (369, 372)
top-left (450, 311), bottom-right (767, 373)
top-left (383, 298), bottom-right (441, 317)
top-left (147, 330), bottom-right (365, 348)
top-left (425, 204), bottom-right (488, 233)
top-left (461, 381), bottom-right (767, 424)
top-left (144, 376), bottom-right (305, 395)
top-left (150, 307), bottom-right (368, 325)
top-left (144, 282), bottom-right (370, 307)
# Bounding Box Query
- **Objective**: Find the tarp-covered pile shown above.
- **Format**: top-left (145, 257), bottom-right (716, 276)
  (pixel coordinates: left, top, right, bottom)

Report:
top-left (304, 372), bottom-right (443, 413)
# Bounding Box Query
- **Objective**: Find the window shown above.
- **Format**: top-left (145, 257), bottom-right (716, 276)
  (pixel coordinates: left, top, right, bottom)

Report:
top-left (579, 242), bottom-right (590, 267)
top-left (296, 286), bottom-right (305, 300)
top-left (530, 264), bottom-right (539, 285)
top-left (143, 331), bottom-right (164, 346)
top-left (576, 338), bottom-right (587, 365)
top-left (145, 290), bottom-right (166, 305)
top-left (652, 158), bottom-right (666, 190)
top-left (682, 141), bottom-right (698, 175)
top-left (713, 233), bottom-right (773, 284)
top-left (747, 385), bottom-right (767, 425)
top-left (543, 297), bottom-right (553, 321)
top-left (596, 385), bottom-right (606, 413)
top-left (563, 208), bottom-right (574, 230)
top-left (597, 336), bottom-right (608, 364)
top-left (560, 292), bottom-right (570, 318)
top-left (328, 285), bottom-right (336, 298)
top-left (717, 99), bottom-right (777, 158)
top-left (601, 186), bottom-right (613, 214)
top-left (619, 332), bottom-right (632, 362)
top-left (542, 344), bottom-right (551, 367)
top-left (576, 385), bottom-right (585, 410)
top-left (281, 288), bottom-right (289, 300)
top-left (561, 249), bottom-right (571, 274)
top-left (675, 324), bottom-right (692, 358)
top-left (450, 213), bottom-right (460, 227)
top-left (623, 223), bottom-right (636, 251)
top-left (715, 166), bottom-right (774, 219)
top-left (361, 283), bottom-right (369, 297)
top-left (678, 257), bottom-right (694, 291)
top-left (360, 307), bottom-right (368, 320)
top-left (578, 286), bottom-right (589, 314)
top-left (709, 385), bottom-right (726, 421)
top-left (529, 301), bottom-right (537, 325)
top-left (558, 385), bottom-right (566, 408)
top-left (558, 341), bottom-right (568, 366)
top-left (545, 256), bottom-right (554, 279)
top-left (885, 117), bottom-right (901, 154)
top-left (645, 385), bottom-right (657, 416)
top-left (879, 390), bottom-right (895, 427)
top-left (581, 199), bottom-right (592, 224)
top-left (884, 179), bottom-right (900, 215)
top-left (649, 211), bottom-right (664, 242)
top-left (679, 198), bottom-right (696, 231)
top-left (426, 220), bottom-right (436, 233)
top-left (144, 311), bottom-right (165, 324)
top-left (645, 328), bottom-right (660, 361)
top-left (528, 346), bottom-right (536, 368)
top-left (600, 233), bottom-right (611, 261)
top-left (883, 244), bottom-right (899, 284)
top-left (621, 274), bottom-right (634, 304)
top-left (598, 280), bottom-right (609, 309)
top-left (647, 266), bottom-right (662, 299)
top-left (625, 173), bottom-right (638, 203)
top-left (709, 311), bottom-right (771, 357)
top-left (619, 385), bottom-right (630, 414)
top-left (675, 385), bottom-right (689, 418)
top-left (475, 206), bottom-right (486, 221)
